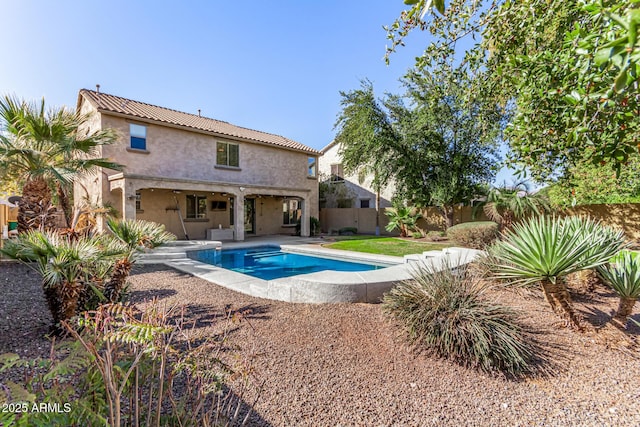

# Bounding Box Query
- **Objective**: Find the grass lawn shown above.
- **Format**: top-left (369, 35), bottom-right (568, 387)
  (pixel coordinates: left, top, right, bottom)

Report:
top-left (322, 236), bottom-right (453, 257)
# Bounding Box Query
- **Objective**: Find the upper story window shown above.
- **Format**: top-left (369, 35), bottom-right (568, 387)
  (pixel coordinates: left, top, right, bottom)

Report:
top-left (217, 142), bottom-right (239, 167)
top-left (330, 163), bottom-right (344, 182)
top-left (186, 195), bottom-right (207, 219)
top-left (308, 157), bottom-right (317, 178)
top-left (130, 124), bottom-right (147, 150)
top-left (360, 199), bottom-right (370, 208)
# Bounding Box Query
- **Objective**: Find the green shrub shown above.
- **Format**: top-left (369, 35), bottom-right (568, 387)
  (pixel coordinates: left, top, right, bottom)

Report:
top-left (382, 264), bottom-right (533, 375)
top-left (339, 227), bottom-right (358, 235)
top-left (446, 221), bottom-right (499, 249)
top-left (295, 216), bottom-right (320, 236)
top-left (426, 230), bottom-right (447, 242)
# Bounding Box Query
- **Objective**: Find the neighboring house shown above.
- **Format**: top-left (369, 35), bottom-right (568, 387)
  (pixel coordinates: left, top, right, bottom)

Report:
top-left (319, 141), bottom-right (394, 209)
top-left (74, 89), bottom-right (319, 241)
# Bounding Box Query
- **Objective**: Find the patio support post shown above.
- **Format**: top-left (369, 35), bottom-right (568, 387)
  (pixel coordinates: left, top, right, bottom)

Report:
top-left (300, 197), bottom-right (310, 237)
top-left (233, 195), bottom-right (245, 241)
top-left (123, 187), bottom-right (137, 221)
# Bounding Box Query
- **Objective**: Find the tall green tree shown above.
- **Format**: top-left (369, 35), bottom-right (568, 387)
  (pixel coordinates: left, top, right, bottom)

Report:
top-left (387, 0), bottom-right (640, 181)
top-left (545, 153), bottom-right (640, 208)
top-left (333, 80), bottom-right (398, 234)
top-left (393, 67), bottom-right (502, 227)
top-left (334, 68), bottom-right (501, 229)
top-left (0, 95), bottom-right (122, 232)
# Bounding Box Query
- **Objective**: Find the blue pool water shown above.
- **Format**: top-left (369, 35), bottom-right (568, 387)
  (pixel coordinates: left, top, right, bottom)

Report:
top-left (188, 246), bottom-right (384, 280)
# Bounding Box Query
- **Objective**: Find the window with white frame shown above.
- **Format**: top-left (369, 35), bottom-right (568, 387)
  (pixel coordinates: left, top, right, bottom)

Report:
top-left (186, 195), bottom-right (207, 219)
top-left (216, 141), bottom-right (239, 167)
top-left (130, 124), bottom-right (147, 150)
top-left (282, 199), bottom-right (300, 225)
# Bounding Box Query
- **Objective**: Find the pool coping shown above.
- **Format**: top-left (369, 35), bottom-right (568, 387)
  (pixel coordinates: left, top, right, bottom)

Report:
top-left (140, 238), bottom-right (483, 303)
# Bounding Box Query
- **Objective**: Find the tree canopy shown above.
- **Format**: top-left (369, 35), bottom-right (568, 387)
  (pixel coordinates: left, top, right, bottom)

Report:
top-left (386, 1), bottom-right (640, 181)
top-left (0, 95), bottom-right (122, 230)
top-left (333, 64), bottom-right (502, 227)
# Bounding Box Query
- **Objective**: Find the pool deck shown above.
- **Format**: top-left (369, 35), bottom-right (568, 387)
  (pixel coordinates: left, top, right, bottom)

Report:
top-left (140, 236), bottom-right (482, 303)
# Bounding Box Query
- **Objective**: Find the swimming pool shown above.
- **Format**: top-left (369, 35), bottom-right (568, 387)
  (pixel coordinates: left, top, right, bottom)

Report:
top-left (187, 245), bottom-right (385, 280)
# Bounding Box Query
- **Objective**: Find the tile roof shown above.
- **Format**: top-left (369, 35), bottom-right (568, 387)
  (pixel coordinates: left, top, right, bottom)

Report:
top-left (79, 89), bottom-right (319, 154)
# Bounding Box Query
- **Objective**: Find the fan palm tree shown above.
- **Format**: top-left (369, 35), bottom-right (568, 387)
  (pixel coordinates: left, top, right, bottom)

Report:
top-left (1, 230), bottom-right (117, 332)
top-left (477, 181), bottom-right (551, 232)
top-left (385, 204), bottom-right (422, 237)
top-left (0, 95), bottom-right (122, 232)
top-left (104, 219), bottom-right (175, 303)
top-left (485, 216), bottom-right (626, 330)
top-left (597, 251), bottom-right (640, 328)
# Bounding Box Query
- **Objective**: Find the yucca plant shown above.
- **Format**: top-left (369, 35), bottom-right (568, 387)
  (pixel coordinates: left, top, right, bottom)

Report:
top-left (1, 230), bottom-right (116, 330)
top-left (104, 219), bottom-right (175, 303)
top-left (597, 251), bottom-right (640, 328)
top-left (485, 216), bottom-right (626, 330)
top-left (382, 263), bottom-right (533, 375)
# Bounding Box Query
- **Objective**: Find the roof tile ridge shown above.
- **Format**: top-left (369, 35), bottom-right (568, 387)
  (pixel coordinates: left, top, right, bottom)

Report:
top-left (79, 89), bottom-right (319, 153)
top-left (81, 89), bottom-right (233, 125)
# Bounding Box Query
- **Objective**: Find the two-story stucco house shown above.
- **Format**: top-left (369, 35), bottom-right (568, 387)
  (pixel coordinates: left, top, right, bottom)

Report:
top-left (319, 140), bottom-right (394, 209)
top-left (74, 89), bottom-right (319, 241)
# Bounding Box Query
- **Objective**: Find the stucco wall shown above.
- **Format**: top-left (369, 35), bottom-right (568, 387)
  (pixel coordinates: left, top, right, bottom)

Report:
top-left (137, 190), bottom-right (302, 239)
top-left (319, 143), bottom-right (394, 208)
top-left (101, 115), bottom-right (317, 196)
top-left (74, 97), bottom-right (319, 236)
top-left (564, 203), bottom-right (640, 240)
top-left (320, 206), bottom-right (491, 235)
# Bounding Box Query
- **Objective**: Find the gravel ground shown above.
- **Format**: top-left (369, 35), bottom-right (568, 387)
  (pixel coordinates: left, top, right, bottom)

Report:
top-left (1, 261), bottom-right (640, 426)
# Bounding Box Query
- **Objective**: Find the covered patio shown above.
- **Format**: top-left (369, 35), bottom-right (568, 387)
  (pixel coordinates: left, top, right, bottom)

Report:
top-left (106, 173), bottom-right (313, 241)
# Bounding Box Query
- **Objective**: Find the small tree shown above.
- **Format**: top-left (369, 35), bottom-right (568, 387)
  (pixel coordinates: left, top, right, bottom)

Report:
top-left (477, 181), bottom-right (551, 232)
top-left (485, 216), bottom-right (626, 330)
top-left (597, 251), bottom-right (640, 329)
top-left (1, 230), bottom-right (118, 331)
top-left (333, 80), bottom-right (397, 234)
top-left (385, 204), bottom-right (422, 237)
top-left (104, 219), bottom-right (175, 303)
top-left (0, 95), bottom-right (122, 231)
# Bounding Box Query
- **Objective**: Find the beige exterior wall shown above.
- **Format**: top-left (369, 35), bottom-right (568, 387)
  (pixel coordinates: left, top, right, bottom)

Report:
top-left (322, 203), bottom-right (640, 240)
top-left (136, 190), bottom-right (301, 240)
top-left (73, 96), bottom-right (318, 239)
top-left (563, 203), bottom-right (640, 240)
top-left (100, 114), bottom-right (317, 191)
top-left (319, 142), bottom-right (394, 208)
top-left (321, 206), bottom-right (491, 235)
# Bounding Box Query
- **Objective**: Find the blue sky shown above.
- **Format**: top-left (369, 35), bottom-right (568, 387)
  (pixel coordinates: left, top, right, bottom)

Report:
top-left (1, 0), bottom-right (514, 183)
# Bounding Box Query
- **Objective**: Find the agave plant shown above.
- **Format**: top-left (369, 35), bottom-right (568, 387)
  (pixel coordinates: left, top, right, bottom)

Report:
top-left (485, 216), bottom-right (626, 330)
top-left (103, 219), bottom-right (175, 303)
top-left (597, 251), bottom-right (640, 328)
top-left (385, 204), bottom-right (422, 237)
top-left (1, 230), bottom-right (116, 330)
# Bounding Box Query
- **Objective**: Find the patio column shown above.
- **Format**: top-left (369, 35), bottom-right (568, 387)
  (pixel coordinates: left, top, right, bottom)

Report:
top-left (233, 195), bottom-right (245, 241)
top-left (299, 197), bottom-right (310, 237)
top-left (123, 189), bottom-right (137, 221)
